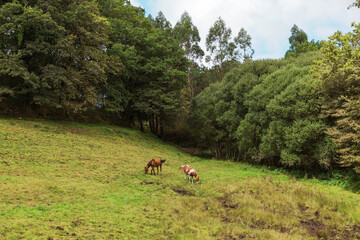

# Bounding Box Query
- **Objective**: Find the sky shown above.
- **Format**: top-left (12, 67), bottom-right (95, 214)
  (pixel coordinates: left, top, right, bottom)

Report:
top-left (130, 0), bottom-right (359, 60)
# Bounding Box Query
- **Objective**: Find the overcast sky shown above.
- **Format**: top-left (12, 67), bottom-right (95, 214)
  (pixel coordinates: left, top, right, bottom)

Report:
top-left (130, 0), bottom-right (359, 60)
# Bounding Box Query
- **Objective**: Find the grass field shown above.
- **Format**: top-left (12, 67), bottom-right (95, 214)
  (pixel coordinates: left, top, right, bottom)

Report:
top-left (0, 118), bottom-right (359, 239)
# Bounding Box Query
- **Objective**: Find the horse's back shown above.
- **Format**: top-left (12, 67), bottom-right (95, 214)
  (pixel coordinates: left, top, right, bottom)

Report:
top-left (153, 158), bottom-right (163, 167)
top-left (183, 165), bottom-right (192, 174)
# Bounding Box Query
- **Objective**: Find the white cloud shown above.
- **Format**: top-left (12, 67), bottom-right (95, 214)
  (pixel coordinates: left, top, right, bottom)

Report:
top-left (130, 0), bottom-right (141, 7)
top-left (131, 0), bottom-right (359, 59)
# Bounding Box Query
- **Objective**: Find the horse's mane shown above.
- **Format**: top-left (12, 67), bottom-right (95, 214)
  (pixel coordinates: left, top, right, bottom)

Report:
top-left (147, 159), bottom-right (154, 167)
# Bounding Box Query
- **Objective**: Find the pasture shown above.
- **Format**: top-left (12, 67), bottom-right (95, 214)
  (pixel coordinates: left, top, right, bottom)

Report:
top-left (0, 118), bottom-right (359, 239)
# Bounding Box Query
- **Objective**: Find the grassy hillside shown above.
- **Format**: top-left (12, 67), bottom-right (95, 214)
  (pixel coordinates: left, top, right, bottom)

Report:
top-left (0, 118), bottom-right (359, 239)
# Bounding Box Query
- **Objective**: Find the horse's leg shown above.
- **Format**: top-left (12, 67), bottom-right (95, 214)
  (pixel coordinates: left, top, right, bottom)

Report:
top-left (160, 164), bottom-right (162, 172)
top-left (157, 166), bottom-right (159, 175)
top-left (184, 173), bottom-right (187, 179)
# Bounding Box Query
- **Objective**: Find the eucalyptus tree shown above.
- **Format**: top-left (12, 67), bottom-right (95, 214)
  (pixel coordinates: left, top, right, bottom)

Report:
top-left (284, 24), bottom-right (318, 58)
top-left (173, 11), bottom-right (204, 99)
top-left (206, 17), bottom-right (233, 81)
top-left (234, 28), bottom-right (254, 63)
top-left (288, 25), bottom-right (308, 51)
top-left (153, 11), bottom-right (172, 33)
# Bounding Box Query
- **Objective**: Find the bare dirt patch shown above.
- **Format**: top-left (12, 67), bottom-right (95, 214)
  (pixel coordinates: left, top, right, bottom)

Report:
top-left (220, 215), bottom-right (230, 223)
top-left (218, 196), bottom-right (240, 209)
top-left (172, 187), bottom-right (194, 196)
top-left (332, 224), bottom-right (360, 240)
top-left (141, 181), bottom-right (159, 185)
top-left (299, 218), bottom-right (325, 236)
top-left (298, 203), bottom-right (310, 212)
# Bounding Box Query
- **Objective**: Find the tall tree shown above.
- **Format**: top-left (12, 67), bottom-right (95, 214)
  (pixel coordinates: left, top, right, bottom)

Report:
top-left (173, 11), bottom-right (204, 100)
top-left (98, 0), bottom-right (187, 135)
top-left (206, 17), bottom-right (232, 81)
top-left (312, 23), bottom-right (360, 173)
top-left (153, 11), bottom-right (172, 32)
top-left (234, 28), bottom-right (254, 63)
top-left (97, 0), bottom-right (148, 116)
top-left (288, 24), bottom-right (308, 51)
top-left (285, 24), bottom-right (322, 58)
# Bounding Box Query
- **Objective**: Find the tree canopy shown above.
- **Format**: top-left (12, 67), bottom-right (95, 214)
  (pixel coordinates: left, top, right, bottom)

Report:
top-left (312, 23), bottom-right (360, 173)
top-left (285, 24), bottom-right (322, 58)
top-left (1, 0), bottom-right (360, 175)
top-left (206, 17), bottom-right (232, 81)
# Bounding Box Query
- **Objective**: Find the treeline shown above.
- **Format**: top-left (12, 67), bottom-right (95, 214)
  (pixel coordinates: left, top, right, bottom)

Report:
top-left (188, 20), bottom-right (360, 173)
top-left (189, 53), bottom-right (331, 169)
top-left (0, 0), bottom-right (255, 137)
top-left (0, 0), bottom-right (189, 136)
top-left (0, 0), bottom-right (258, 136)
top-left (1, 0), bottom-right (359, 173)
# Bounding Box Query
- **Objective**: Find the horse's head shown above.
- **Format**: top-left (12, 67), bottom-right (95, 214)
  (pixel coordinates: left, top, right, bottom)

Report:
top-left (196, 175), bottom-right (200, 184)
top-left (145, 165), bottom-right (149, 174)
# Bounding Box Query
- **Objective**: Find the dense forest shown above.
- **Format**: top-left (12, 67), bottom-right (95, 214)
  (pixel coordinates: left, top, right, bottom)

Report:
top-left (1, 0), bottom-right (359, 174)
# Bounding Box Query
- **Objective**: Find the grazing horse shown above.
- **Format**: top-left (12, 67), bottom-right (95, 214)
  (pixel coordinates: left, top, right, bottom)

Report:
top-left (145, 158), bottom-right (166, 175)
top-left (178, 164), bottom-right (200, 184)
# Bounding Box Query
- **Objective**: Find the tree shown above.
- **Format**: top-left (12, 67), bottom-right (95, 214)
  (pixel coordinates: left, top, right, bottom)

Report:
top-left (98, 0), bottom-right (187, 135)
top-left (349, 0), bottom-right (360, 8)
top-left (289, 24), bottom-right (308, 51)
top-left (153, 11), bottom-right (172, 32)
top-left (189, 59), bottom-right (286, 160)
top-left (206, 17), bottom-right (232, 81)
top-left (97, 0), bottom-right (151, 117)
top-left (134, 27), bottom-right (188, 135)
top-left (312, 23), bottom-right (360, 173)
top-left (0, 0), bottom-right (111, 117)
top-left (173, 11), bottom-right (204, 100)
top-left (234, 28), bottom-right (254, 63)
top-left (285, 24), bottom-right (322, 58)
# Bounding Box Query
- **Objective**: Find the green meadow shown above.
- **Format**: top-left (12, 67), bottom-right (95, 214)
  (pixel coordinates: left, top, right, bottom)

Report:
top-left (0, 118), bottom-right (359, 239)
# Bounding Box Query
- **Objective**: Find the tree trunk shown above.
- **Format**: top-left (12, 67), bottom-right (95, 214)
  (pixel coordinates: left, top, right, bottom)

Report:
top-left (155, 115), bottom-right (159, 136)
top-left (149, 116), bottom-right (154, 133)
top-left (139, 119), bottom-right (144, 132)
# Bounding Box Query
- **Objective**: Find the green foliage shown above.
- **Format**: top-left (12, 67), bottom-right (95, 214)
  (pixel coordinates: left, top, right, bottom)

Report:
top-left (153, 11), bottom-right (172, 32)
top-left (285, 25), bottom-right (322, 58)
top-left (234, 28), bottom-right (254, 62)
top-left (174, 11), bottom-right (204, 100)
top-left (189, 59), bottom-right (286, 159)
top-left (0, 1), bottom-right (188, 134)
top-left (206, 17), bottom-right (233, 81)
top-left (97, 1), bottom-right (188, 135)
top-left (289, 25), bottom-right (308, 51)
top-left (0, 0), bottom-right (111, 115)
top-left (312, 22), bottom-right (360, 173)
top-left (190, 52), bottom-right (333, 170)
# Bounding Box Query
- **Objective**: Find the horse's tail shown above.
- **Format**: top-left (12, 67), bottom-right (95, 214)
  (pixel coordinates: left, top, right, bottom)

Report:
top-left (161, 159), bottom-right (166, 163)
top-left (178, 165), bottom-right (185, 173)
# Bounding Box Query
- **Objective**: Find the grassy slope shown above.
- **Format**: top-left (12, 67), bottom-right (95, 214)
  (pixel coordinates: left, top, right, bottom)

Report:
top-left (0, 118), bottom-right (359, 240)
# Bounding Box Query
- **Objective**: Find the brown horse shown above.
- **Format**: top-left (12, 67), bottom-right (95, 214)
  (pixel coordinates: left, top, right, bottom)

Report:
top-left (145, 158), bottom-right (166, 175)
top-left (178, 164), bottom-right (200, 184)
